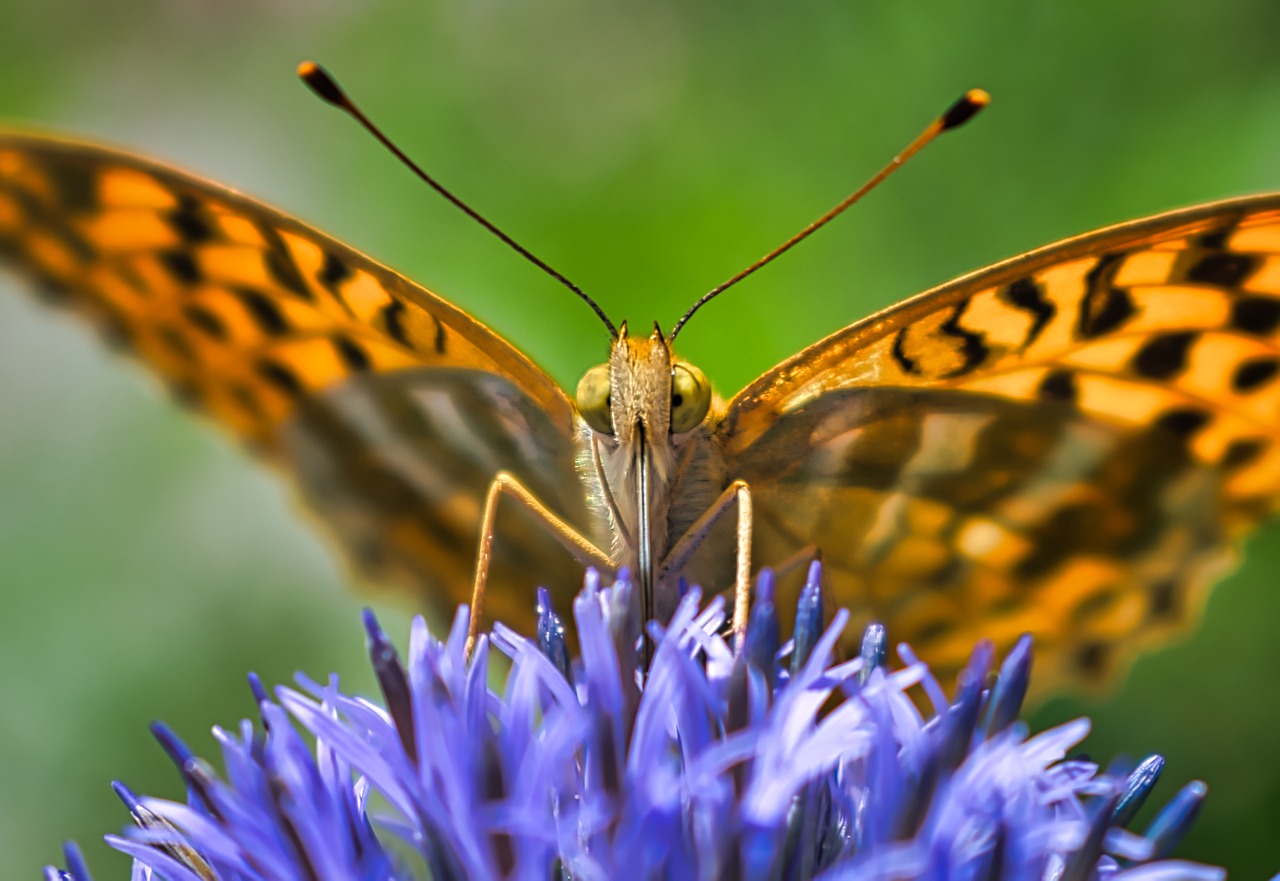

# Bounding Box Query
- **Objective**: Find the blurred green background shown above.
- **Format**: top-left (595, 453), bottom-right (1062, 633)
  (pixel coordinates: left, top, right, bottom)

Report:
top-left (3, 0), bottom-right (1280, 876)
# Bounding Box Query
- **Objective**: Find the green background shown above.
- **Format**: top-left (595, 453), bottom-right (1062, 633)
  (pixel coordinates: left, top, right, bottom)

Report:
top-left (3, 0), bottom-right (1280, 876)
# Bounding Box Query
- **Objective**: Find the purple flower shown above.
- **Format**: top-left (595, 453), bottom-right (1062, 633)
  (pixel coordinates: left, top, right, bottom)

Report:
top-left (46, 564), bottom-right (1225, 881)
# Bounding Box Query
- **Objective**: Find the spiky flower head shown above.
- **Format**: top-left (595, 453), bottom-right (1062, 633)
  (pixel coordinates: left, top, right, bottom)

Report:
top-left (46, 564), bottom-right (1222, 881)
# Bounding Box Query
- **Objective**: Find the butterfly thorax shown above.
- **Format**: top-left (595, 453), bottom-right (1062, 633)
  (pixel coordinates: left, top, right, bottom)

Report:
top-left (575, 323), bottom-right (727, 622)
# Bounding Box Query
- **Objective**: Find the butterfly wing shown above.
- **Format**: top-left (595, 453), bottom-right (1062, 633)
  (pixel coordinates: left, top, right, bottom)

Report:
top-left (0, 132), bottom-right (590, 627)
top-left (719, 195), bottom-right (1280, 687)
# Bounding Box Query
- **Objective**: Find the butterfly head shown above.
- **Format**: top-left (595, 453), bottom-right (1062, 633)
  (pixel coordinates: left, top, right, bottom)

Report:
top-left (574, 321), bottom-right (713, 446)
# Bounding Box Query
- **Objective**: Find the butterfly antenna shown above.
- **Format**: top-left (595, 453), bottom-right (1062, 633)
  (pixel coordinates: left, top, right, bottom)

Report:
top-left (298, 61), bottom-right (618, 338)
top-left (669, 89), bottom-right (990, 341)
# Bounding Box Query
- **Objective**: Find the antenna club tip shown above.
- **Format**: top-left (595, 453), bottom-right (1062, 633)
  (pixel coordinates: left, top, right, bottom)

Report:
top-left (965, 88), bottom-right (992, 106)
top-left (941, 88), bottom-right (990, 131)
top-left (297, 60), bottom-right (348, 109)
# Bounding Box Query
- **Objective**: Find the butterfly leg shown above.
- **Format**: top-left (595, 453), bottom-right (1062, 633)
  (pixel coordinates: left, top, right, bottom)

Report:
top-left (658, 480), bottom-right (753, 651)
top-left (467, 470), bottom-right (615, 656)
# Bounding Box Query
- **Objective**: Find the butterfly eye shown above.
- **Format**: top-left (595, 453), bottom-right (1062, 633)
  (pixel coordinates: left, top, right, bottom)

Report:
top-left (576, 364), bottom-right (614, 435)
top-left (670, 363), bottom-right (711, 434)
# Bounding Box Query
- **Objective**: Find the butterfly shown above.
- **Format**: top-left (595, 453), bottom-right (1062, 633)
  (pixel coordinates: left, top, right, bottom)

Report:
top-left (3, 77), bottom-right (1279, 690)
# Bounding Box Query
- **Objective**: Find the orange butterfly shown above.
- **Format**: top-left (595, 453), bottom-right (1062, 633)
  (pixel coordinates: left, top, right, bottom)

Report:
top-left (2, 70), bottom-right (1277, 688)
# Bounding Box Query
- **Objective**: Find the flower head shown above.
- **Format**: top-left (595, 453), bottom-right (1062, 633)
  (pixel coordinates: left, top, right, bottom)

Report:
top-left (47, 564), bottom-right (1223, 881)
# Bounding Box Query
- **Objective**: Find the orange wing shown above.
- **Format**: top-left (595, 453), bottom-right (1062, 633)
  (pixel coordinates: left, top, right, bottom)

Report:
top-left (0, 132), bottom-right (590, 626)
top-left (720, 195), bottom-right (1280, 688)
